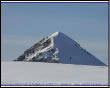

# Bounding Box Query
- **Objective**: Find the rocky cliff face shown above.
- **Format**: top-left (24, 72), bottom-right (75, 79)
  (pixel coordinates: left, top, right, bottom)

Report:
top-left (14, 33), bottom-right (60, 63)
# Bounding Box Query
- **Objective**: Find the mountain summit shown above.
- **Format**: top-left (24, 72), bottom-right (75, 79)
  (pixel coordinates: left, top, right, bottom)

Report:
top-left (14, 32), bottom-right (106, 66)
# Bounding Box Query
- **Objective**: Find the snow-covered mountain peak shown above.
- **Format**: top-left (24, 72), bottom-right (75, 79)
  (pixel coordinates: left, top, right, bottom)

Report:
top-left (51, 31), bottom-right (59, 36)
top-left (14, 32), bottom-right (106, 66)
top-left (48, 32), bottom-right (61, 38)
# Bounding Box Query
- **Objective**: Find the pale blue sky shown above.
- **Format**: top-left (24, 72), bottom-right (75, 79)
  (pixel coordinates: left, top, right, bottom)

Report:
top-left (1, 2), bottom-right (108, 64)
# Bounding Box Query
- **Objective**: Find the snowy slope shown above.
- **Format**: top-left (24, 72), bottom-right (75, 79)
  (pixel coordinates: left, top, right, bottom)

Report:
top-left (1, 62), bottom-right (108, 86)
top-left (15, 32), bottom-right (106, 66)
top-left (53, 32), bottom-right (106, 66)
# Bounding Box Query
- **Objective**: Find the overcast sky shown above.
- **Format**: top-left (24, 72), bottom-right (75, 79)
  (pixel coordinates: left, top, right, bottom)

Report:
top-left (1, 2), bottom-right (108, 64)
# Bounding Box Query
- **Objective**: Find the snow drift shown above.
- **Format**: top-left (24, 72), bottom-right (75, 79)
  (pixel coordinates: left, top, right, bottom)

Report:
top-left (14, 32), bottom-right (106, 66)
top-left (1, 62), bottom-right (108, 86)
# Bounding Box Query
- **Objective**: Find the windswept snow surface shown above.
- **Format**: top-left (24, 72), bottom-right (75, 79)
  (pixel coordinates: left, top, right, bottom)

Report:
top-left (1, 62), bottom-right (108, 86)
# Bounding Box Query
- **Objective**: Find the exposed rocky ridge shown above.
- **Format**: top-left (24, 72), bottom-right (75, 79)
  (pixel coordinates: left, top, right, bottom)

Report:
top-left (14, 34), bottom-right (59, 63)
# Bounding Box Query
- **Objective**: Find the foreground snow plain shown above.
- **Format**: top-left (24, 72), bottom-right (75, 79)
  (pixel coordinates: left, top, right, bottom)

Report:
top-left (1, 62), bottom-right (108, 86)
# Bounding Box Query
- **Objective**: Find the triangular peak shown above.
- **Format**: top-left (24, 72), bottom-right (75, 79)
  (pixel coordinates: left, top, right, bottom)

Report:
top-left (15, 32), bottom-right (106, 66)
